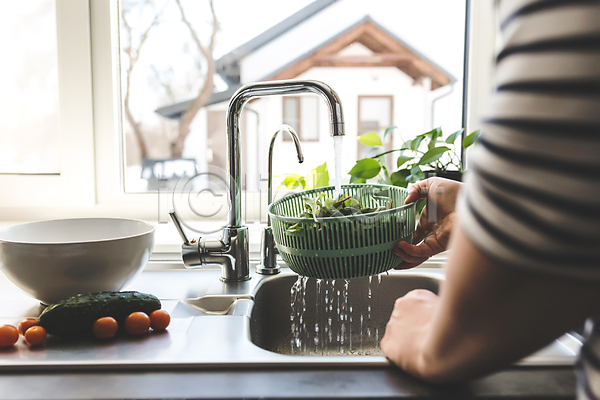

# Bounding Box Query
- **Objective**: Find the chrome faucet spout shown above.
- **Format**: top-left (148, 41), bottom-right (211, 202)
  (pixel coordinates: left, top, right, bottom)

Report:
top-left (267, 124), bottom-right (303, 209)
top-left (172, 79), bottom-right (344, 282)
top-left (227, 79), bottom-right (345, 229)
top-left (257, 124), bottom-right (304, 275)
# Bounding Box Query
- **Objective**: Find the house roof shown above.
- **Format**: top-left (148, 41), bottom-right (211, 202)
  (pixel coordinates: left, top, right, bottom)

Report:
top-left (264, 16), bottom-right (455, 89)
top-left (215, 0), bottom-right (339, 86)
top-left (157, 0), bottom-right (339, 120)
top-left (156, 1), bottom-right (456, 120)
top-left (155, 85), bottom-right (241, 120)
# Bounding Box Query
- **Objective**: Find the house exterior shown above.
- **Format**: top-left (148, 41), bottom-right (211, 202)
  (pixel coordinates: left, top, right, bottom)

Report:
top-left (156, 0), bottom-right (457, 193)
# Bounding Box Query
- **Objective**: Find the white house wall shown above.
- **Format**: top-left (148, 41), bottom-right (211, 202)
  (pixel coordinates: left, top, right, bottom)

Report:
top-left (180, 70), bottom-right (463, 204)
top-left (262, 66), bottom-right (430, 190)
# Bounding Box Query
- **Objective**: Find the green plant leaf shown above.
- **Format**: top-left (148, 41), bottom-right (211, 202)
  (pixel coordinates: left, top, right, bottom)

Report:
top-left (445, 128), bottom-right (464, 145)
top-left (390, 170), bottom-right (410, 187)
top-left (406, 165), bottom-right (425, 183)
top-left (381, 166), bottom-right (391, 185)
top-left (371, 148), bottom-right (403, 159)
top-left (305, 162), bottom-right (329, 189)
top-left (349, 175), bottom-right (367, 184)
top-left (348, 158), bottom-right (381, 179)
top-left (286, 192), bottom-right (393, 233)
top-left (462, 129), bottom-right (481, 148)
top-left (401, 139), bottom-right (413, 150)
top-left (344, 197), bottom-right (360, 208)
top-left (418, 146), bottom-right (450, 165)
top-left (411, 165), bottom-right (422, 175)
top-left (279, 174), bottom-right (306, 190)
top-left (383, 125), bottom-right (398, 141)
top-left (417, 129), bottom-right (431, 138)
top-left (396, 154), bottom-right (413, 168)
top-left (410, 136), bottom-right (425, 151)
top-left (427, 127), bottom-right (442, 150)
top-left (357, 131), bottom-right (383, 147)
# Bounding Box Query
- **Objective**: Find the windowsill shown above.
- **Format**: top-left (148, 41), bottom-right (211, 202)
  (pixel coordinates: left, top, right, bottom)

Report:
top-left (0, 219), bottom-right (448, 268)
top-left (0, 219), bottom-right (266, 258)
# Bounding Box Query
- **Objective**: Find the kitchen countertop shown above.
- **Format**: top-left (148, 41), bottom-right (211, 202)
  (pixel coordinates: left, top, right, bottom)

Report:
top-left (0, 365), bottom-right (577, 399)
top-left (0, 262), bottom-right (579, 399)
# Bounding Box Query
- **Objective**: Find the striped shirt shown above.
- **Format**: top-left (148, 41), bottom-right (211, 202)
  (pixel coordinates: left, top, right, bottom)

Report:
top-left (457, 0), bottom-right (600, 398)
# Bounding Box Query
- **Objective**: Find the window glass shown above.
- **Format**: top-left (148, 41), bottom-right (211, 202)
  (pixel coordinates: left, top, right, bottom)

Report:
top-left (0, 0), bottom-right (59, 174)
top-left (118, 0), bottom-right (466, 193)
top-left (282, 96), bottom-right (319, 141)
top-left (358, 96), bottom-right (392, 158)
top-left (282, 97), bottom-right (300, 134)
top-left (300, 96), bottom-right (319, 141)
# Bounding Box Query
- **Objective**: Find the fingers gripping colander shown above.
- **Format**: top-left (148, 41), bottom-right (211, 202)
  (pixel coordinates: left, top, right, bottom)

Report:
top-left (267, 184), bottom-right (416, 280)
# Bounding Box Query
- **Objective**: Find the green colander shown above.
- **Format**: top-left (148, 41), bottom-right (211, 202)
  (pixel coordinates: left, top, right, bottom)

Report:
top-left (268, 184), bottom-right (416, 280)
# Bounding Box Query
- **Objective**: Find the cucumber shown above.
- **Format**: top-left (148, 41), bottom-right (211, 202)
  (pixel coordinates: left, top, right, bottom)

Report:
top-left (38, 291), bottom-right (161, 337)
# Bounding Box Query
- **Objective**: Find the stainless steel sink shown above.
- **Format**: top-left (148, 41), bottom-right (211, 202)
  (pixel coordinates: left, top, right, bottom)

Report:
top-left (249, 268), bottom-right (581, 365)
top-left (250, 272), bottom-right (441, 356)
top-left (0, 262), bottom-right (581, 371)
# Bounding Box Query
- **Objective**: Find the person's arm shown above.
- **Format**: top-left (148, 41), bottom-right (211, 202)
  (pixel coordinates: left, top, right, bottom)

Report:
top-left (381, 224), bottom-right (600, 383)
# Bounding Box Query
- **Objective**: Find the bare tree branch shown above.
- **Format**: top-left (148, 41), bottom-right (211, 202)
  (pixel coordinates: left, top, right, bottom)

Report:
top-left (150, 65), bottom-right (178, 103)
top-left (120, 2), bottom-right (163, 159)
top-left (171, 0), bottom-right (219, 157)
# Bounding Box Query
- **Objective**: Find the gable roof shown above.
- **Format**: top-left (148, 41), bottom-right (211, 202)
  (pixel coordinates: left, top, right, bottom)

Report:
top-left (155, 85), bottom-right (240, 120)
top-left (156, 2), bottom-right (456, 120)
top-left (264, 16), bottom-right (454, 89)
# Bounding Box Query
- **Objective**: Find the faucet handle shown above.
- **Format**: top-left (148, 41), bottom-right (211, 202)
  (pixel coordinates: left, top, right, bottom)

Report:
top-left (168, 210), bottom-right (191, 245)
top-left (168, 210), bottom-right (203, 268)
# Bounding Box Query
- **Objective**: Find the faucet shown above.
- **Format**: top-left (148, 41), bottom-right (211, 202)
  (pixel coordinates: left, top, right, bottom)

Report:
top-left (170, 79), bottom-right (345, 282)
top-left (256, 124), bottom-right (304, 275)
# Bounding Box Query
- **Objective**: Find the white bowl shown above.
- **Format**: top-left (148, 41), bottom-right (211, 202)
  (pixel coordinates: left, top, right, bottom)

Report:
top-left (0, 218), bottom-right (155, 304)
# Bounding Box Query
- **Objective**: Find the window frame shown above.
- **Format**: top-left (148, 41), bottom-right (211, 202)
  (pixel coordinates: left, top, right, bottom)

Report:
top-left (0, 0), bottom-right (96, 212)
top-left (462, 0), bottom-right (496, 168)
top-left (90, 0), bottom-right (163, 219)
top-left (0, 0), bottom-right (495, 225)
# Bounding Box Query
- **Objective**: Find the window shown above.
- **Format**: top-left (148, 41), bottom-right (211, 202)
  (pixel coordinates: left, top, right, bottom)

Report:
top-left (357, 96), bottom-right (393, 159)
top-left (0, 1), bottom-right (496, 236)
top-left (282, 96), bottom-right (320, 141)
top-left (0, 1), bottom-right (60, 175)
top-left (0, 0), bottom-right (95, 210)
top-left (114, 0), bottom-right (474, 198)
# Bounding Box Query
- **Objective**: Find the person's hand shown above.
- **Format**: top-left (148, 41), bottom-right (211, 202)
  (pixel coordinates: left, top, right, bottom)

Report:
top-left (394, 177), bottom-right (462, 269)
top-left (380, 289), bottom-right (438, 377)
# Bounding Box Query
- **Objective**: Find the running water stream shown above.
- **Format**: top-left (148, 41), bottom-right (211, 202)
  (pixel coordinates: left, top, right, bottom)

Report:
top-left (333, 135), bottom-right (343, 198)
top-left (288, 275), bottom-right (382, 356)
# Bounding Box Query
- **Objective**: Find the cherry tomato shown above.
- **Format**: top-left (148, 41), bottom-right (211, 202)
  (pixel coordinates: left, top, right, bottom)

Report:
top-left (124, 312), bottom-right (150, 336)
top-left (0, 325), bottom-right (19, 348)
top-left (18, 318), bottom-right (38, 336)
top-left (92, 317), bottom-right (119, 340)
top-left (149, 310), bottom-right (170, 331)
top-left (24, 326), bottom-right (47, 347)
